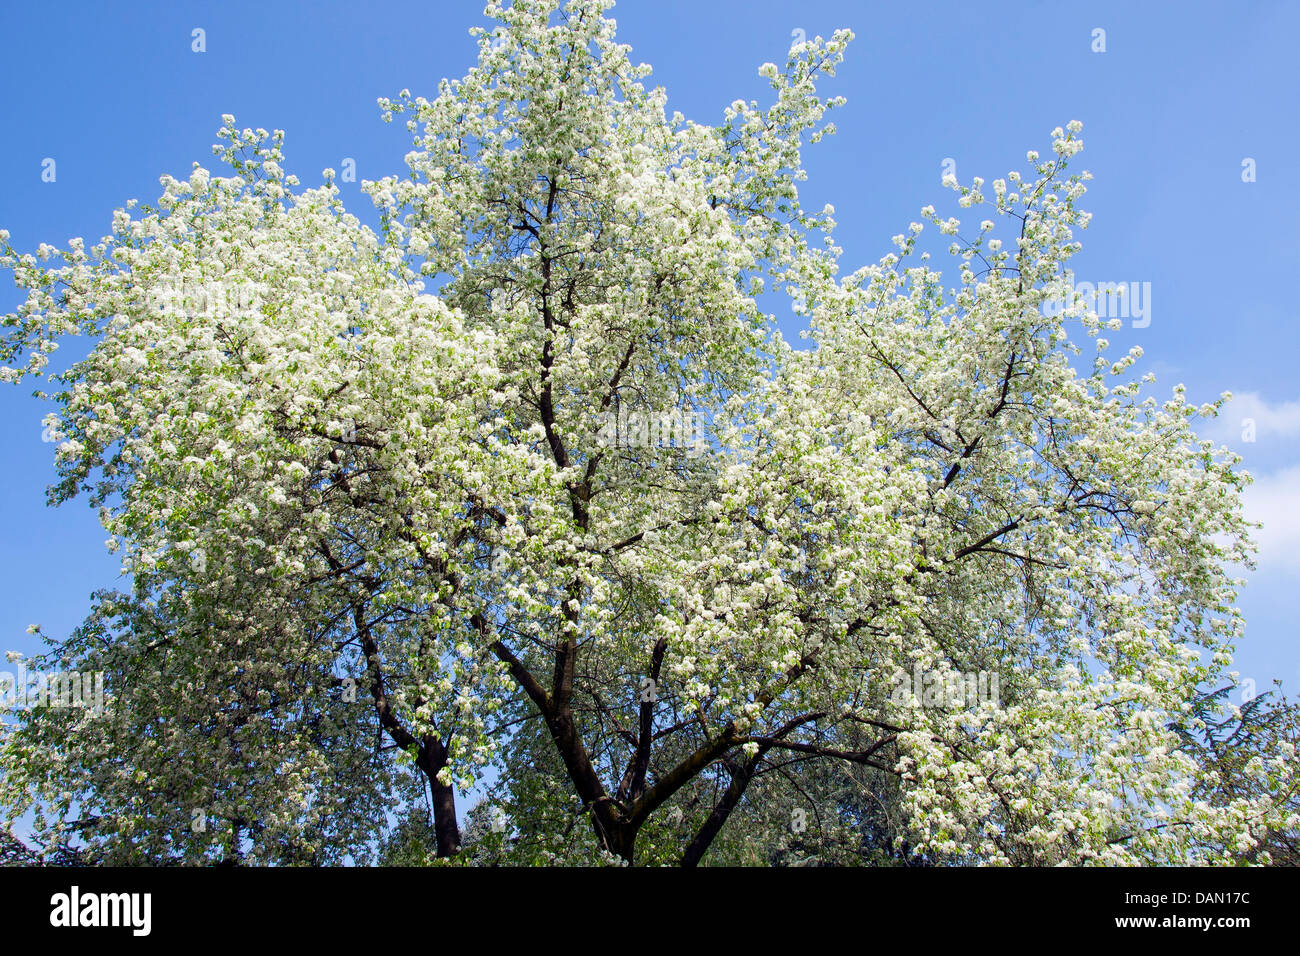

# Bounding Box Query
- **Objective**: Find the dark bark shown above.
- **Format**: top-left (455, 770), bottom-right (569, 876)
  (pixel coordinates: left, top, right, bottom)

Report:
top-left (422, 737), bottom-right (462, 858)
top-left (681, 756), bottom-right (758, 867)
top-left (679, 712), bottom-right (830, 866)
top-left (349, 599), bottom-right (462, 858)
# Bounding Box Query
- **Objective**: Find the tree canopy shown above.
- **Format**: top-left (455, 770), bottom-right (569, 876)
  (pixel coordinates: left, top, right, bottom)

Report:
top-left (1, 0), bottom-right (1296, 866)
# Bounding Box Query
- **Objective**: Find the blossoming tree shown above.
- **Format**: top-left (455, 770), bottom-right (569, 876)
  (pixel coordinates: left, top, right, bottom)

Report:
top-left (2, 0), bottom-right (1295, 865)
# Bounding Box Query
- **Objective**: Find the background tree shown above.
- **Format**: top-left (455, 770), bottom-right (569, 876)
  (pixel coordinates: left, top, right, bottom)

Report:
top-left (0, 126), bottom-right (492, 860)
top-left (3, 588), bottom-right (409, 864)
top-left (1173, 685), bottom-right (1300, 865)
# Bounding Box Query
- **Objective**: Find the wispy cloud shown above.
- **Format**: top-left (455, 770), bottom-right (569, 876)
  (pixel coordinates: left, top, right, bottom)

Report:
top-left (1201, 392), bottom-right (1300, 446)
top-left (1244, 464), bottom-right (1300, 577)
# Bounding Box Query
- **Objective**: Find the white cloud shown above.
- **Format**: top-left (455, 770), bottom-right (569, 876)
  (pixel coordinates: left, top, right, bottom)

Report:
top-left (1201, 391), bottom-right (1300, 446)
top-left (1243, 464), bottom-right (1300, 577)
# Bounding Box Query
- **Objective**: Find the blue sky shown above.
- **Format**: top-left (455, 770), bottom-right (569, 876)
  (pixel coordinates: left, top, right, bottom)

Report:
top-left (1, 0), bottom-right (1296, 708)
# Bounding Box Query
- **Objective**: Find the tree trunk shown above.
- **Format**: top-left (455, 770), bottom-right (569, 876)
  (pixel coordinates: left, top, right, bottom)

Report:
top-left (420, 736), bottom-right (462, 858)
top-left (600, 818), bottom-right (639, 865)
top-left (681, 757), bottom-right (756, 867)
top-left (429, 775), bottom-right (461, 858)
